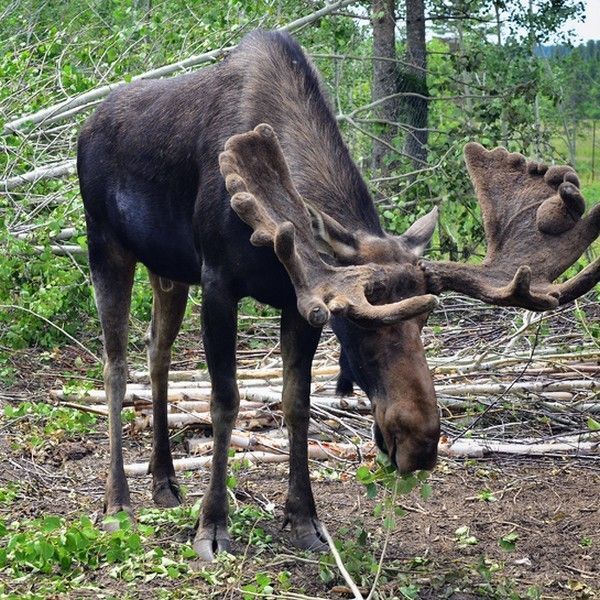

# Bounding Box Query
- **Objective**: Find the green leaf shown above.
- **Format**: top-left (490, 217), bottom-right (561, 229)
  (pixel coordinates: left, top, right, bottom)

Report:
top-left (396, 474), bottom-right (418, 495)
top-left (499, 531), bottom-right (519, 551)
top-left (420, 483), bottom-right (433, 500)
top-left (366, 483), bottom-right (377, 499)
top-left (587, 417), bottom-right (600, 431)
top-left (41, 516), bottom-right (62, 532)
top-left (356, 465), bottom-right (372, 483)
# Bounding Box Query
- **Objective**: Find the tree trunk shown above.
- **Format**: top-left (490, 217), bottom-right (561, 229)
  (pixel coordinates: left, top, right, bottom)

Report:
top-left (402, 0), bottom-right (428, 167)
top-left (371, 0), bottom-right (399, 173)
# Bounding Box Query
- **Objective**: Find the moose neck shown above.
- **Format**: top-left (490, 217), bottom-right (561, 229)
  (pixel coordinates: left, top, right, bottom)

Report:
top-left (233, 31), bottom-right (383, 236)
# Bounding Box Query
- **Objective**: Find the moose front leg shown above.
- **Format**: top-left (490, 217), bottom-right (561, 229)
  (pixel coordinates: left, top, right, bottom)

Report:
top-left (87, 231), bottom-right (136, 529)
top-left (193, 273), bottom-right (239, 561)
top-left (280, 307), bottom-right (326, 551)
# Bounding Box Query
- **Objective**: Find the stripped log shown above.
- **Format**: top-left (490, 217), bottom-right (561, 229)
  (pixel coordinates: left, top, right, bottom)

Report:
top-left (125, 440), bottom-right (375, 476)
top-left (124, 433), bottom-right (599, 476)
top-left (439, 436), bottom-right (599, 458)
top-left (434, 379), bottom-right (599, 396)
top-left (133, 408), bottom-right (277, 430)
top-left (187, 432), bottom-right (290, 455)
top-left (54, 376), bottom-right (598, 405)
top-left (53, 383), bottom-right (599, 415)
top-left (130, 365), bottom-right (340, 383)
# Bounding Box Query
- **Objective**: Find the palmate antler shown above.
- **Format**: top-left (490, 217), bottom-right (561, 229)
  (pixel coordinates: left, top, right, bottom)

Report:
top-left (421, 144), bottom-right (600, 310)
top-left (219, 124), bottom-right (438, 327)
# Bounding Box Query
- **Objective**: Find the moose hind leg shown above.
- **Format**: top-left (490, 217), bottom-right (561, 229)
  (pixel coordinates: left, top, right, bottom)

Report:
top-left (335, 348), bottom-right (354, 397)
top-left (280, 307), bottom-right (326, 551)
top-left (147, 273), bottom-right (189, 507)
top-left (88, 232), bottom-right (136, 528)
top-left (193, 273), bottom-right (239, 560)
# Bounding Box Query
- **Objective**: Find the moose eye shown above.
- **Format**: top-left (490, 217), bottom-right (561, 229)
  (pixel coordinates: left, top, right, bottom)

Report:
top-left (365, 280), bottom-right (387, 304)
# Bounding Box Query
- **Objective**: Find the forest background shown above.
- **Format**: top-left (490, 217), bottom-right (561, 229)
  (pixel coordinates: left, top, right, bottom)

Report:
top-left (0, 0), bottom-right (598, 358)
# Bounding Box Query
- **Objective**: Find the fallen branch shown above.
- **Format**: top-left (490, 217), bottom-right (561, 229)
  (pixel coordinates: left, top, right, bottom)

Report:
top-left (0, 160), bottom-right (76, 191)
top-left (33, 244), bottom-right (86, 257)
top-left (2, 0), bottom-right (359, 135)
top-left (320, 522), bottom-right (365, 600)
top-left (52, 381), bottom-right (598, 415)
top-left (436, 379), bottom-right (598, 397)
top-left (130, 365), bottom-right (340, 382)
top-left (125, 441), bottom-right (375, 476)
top-left (439, 435), bottom-right (599, 458)
top-left (124, 432), bottom-right (598, 477)
top-left (133, 409), bottom-right (276, 430)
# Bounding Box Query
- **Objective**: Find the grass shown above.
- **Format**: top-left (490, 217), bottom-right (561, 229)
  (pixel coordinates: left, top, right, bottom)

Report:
top-left (552, 119), bottom-right (600, 188)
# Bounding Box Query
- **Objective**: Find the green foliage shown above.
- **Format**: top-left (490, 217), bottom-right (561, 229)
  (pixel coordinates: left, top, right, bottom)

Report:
top-left (0, 511), bottom-right (198, 596)
top-left (356, 452), bottom-right (433, 521)
top-left (229, 505), bottom-right (274, 550)
top-left (0, 0), bottom-right (598, 358)
top-left (499, 531), bottom-right (520, 552)
top-left (3, 401), bottom-right (96, 451)
top-left (454, 525), bottom-right (479, 548)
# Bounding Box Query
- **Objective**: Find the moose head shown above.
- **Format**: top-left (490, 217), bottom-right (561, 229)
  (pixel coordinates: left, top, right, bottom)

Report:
top-left (219, 123), bottom-right (600, 474)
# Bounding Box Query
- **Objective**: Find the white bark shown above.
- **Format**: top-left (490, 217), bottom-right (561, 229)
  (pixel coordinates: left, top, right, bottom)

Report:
top-left (0, 160), bottom-right (76, 190)
top-left (2, 0), bottom-right (359, 135)
top-left (124, 433), bottom-right (599, 476)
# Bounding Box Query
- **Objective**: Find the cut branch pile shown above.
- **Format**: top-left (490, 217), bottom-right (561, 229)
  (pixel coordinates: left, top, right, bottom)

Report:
top-left (51, 329), bottom-right (600, 477)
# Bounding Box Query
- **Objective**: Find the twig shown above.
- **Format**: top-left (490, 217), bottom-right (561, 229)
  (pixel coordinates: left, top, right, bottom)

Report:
top-left (365, 485), bottom-right (396, 600)
top-left (2, 0), bottom-right (359, 135)
top-left (320, 522), bottom-right (365, 600)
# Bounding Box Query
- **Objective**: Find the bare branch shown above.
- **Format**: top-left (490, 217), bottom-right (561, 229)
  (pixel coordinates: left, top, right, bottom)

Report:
top-left (2, 0), bottom-right (360, 134)
top-left (0, 160), bottom-right (76, 190)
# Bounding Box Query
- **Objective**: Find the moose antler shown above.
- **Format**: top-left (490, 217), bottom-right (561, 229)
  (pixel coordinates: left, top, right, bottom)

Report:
top-left (421, 143), bottom-right (600, 310)
top-left (219, 124), bottom-right (438, 327)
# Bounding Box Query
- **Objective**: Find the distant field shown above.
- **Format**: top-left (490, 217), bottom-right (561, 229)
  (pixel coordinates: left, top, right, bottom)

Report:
top-left (551, 120), bottom-right (599, 240)
top-left (552, 119), bottom-right (599, 186)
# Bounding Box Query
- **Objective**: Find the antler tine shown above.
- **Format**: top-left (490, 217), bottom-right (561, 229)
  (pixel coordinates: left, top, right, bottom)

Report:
top-left (327, 290), bottom-right (438, 326)
top-left (220, 124), bottom-right (439, 327)
top-left (273, 222), bottom-right (330, 326)
top-left (421, 143), bottom-right (599, 310)
top-left (554, 257), bottom-right (600, 305)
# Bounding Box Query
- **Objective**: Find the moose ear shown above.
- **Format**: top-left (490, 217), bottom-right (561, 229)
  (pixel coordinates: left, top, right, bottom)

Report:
top-left (398, 206), bottom-right (439, 257)
top-left (306, 203), bottom-right (360, 262)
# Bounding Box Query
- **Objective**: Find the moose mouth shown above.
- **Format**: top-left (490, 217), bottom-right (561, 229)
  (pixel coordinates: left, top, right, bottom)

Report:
top-left (373, 422), bottom-right (438, 473)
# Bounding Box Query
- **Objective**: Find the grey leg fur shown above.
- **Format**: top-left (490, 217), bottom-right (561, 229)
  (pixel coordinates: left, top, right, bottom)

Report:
top-left (88, 234), bottom-right (136, 528)
top-left (280, 307), bottom-right (326, 551)
top-left (146, 273), bottom-right (189, 508)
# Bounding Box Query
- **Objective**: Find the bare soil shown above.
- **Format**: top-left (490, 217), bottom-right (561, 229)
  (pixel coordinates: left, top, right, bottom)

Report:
top-left (1, 341), bottom-right (599, 600)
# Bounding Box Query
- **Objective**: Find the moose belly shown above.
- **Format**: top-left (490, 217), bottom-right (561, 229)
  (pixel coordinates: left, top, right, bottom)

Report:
top-left (112, 184), bottom-right (203, 284)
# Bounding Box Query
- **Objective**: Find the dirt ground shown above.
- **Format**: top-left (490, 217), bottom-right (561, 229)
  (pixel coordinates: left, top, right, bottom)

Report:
top-left (1, 344), bottom-right (598, 599)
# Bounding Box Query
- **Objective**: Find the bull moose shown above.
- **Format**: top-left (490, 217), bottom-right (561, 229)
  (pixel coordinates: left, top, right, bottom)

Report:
top-left (77, 30), bottom-right (600, 560)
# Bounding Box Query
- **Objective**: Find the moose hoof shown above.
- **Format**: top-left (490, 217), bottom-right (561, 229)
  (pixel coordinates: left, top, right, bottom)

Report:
top-left (101, 506), bottom-right (135, 532)
top-left (289, 518), bottom-right (328, 552)
top-left (193, 525), bottom-right (231, 561)
top-left (152, 478), bottom-right (182, 508)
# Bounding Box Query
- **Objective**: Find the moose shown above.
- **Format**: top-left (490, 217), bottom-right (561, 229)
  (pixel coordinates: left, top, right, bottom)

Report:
top-left (77, 30), bottom-right (600, 560)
